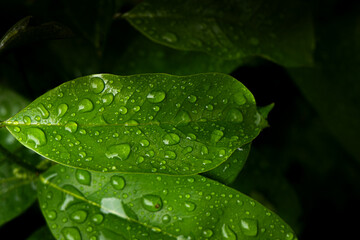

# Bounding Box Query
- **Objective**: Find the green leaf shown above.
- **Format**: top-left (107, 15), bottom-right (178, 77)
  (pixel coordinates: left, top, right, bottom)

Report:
top-left (38, 164), bottom-right (296, 239)
top-left (287, 7), bottom-right (360, 161)
top-left (27, 226), bottom-right (55, 240)
top-left (203, 143), bottom-right (251, 185)
top-left (123, 0), bottom-right (314, 67)
top-left (5, 73), bottom-right (264, 175)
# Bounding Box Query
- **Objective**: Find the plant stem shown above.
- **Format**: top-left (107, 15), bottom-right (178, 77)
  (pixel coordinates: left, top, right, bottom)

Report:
top-left (0, 144), bottom-right (39, 174)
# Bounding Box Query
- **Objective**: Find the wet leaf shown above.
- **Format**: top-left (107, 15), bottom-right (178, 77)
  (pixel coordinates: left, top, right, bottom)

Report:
top-left (27, 226), bottom-right (54, 240)
top-left (4, 73), bottom-right (265, 175)
top-left (203, 143), bottom-right (251, 185)
top-left (123, 0), bottom-right (314, 67)
top-left (38, 164), bottom-right (297, 239)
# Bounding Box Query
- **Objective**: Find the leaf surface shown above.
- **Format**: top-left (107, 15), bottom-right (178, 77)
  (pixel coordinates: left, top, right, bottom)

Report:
top-left (5, 73), bottom-right (265, 175)
top-left (123, 0), bottom-right (314, 67)
top-left (38, 164), bottom-right (296, 239)
top-left (27, 226), bottom-right (55, 240)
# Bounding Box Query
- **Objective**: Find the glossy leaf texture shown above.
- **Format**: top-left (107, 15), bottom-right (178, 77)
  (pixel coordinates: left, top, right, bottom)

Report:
top-left (123, 0), bottom-right (314, 67)
top-left (38, 164), bottom-right (297, 240)
top-left (203, 143), bottom-right (251, 185)
top-left (5, 73), bottom-right (266, 175)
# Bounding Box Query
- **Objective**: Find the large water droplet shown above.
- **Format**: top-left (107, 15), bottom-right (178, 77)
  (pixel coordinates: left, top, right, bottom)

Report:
top-left (164, 150), bottom-right (177, 160)
top-left (61, 227), bottom-right (82, 240)
top-left (90, 77), bottom-right (105, 94)
top-left (222, 224), bottom-right (237, 240)
top-left (26, 128), bottom-right (47, 148)
top-left (37, 104), bottom-right (49, 119)
top-left (227, 109), bottom-right (243, 122)
top-left (70, 210), bottom-right (88, 223)
top-left (147, 91), bottom-right (166, 103)
top-left (162, 32), bottom-right (178, 43)
top-left (78, 98), bottom-right (94, 113)
top-left (75, 169), bottom-right (91, 186)
top-left (100, 197), bottom-right (136, 220)
top-left (233, 93), bottom-right (246, 105)
top-left (141, 194), bottom-right (163, 212)
top-left (240, 218), bottom-right (258, 236)
top-left (211, 130), bottom-right (224, 143)
top-left (184, 201), bottom-right (196, 212)
top-left (105, 144), bottom-right (131, 160)
top-left (59, 185), bottom-right (84, 211)
top-left (110, 175), bottom-right (126, 190)
top-left (163, 133), bottom-right (180, 145)
top-left (57, 104), bottom-right (68, 117)
top-left (65, 121), bottom-right (78, 133)
top-left (285, 232), bottom-right (294, 240)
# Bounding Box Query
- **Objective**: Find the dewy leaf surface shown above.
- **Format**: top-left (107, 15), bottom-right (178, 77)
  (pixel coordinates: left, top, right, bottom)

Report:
top-left (5, 73), bottom-right (264, 175)
top-left (123, 0), bottom-right (314, 67)
top-left (38, 165), bottom-right (297, 240)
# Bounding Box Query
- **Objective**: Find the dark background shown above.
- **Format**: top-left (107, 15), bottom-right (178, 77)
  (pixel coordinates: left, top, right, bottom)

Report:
top-left (0, 0), bottom-right (359, 239)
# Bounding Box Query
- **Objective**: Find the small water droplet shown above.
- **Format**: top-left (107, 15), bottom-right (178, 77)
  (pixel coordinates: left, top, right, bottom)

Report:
top-left (133, 106), bottom-right (140, 112)
top-left (203, 229), bottom-right (213, 237)
top-left (78, 98), bottom-right (94, 113)
top-left (233, 93), bottom-right (246, 105)
top-left (90, 77), bottom-right (105, 94)
top-left (23, 116), bottom-right (31, 125)
top-left (206, 104), bottom-right (214, 111)
top-left (162, 214), bottom-right (171, 223)
top-left (162, 32), bottom-right (178, 43)
top-left (37, 104), bottom-right (49, 119)
top-left (61, 227), bottom-right (82, 240)
top-left (211, 130), bottom-right (224, 143)
top-left (70, 210), bottom-right (88, 223)
top-left (140, 139), bottom-right (150, 147)
top-left (26, 128), bottom-right (47, 148)
top-left (147, 91), bottom-right (166, 103)
top-left (55, 135), bottom-right (62, 141)
top-left (91, 213), bottom-right (104, 224)
top-left (75, 169), bottom-right (91, 185)
top-left (57, 104), bottom-right (68, 117)
top-left (141, 194), bottom-right (163, 212)
top-left (164, 150), bottom-right (177, 160)
top-left (137, 156), bottom-right (145, 163)
top-left (240, 218), bottom-right (258, 236)
top-left (65, 121), bottom-right (78, 133)
top-left (227, 109), bottom-right (243, 122)
top-left (102, 94), bottom-right (114, 106)
top-left (187, 95), bottom-right (197, 103)
top-left (105, 144), bottom-right (131, 160)
top-left (285, 232), bottom-right (294, 240)
top-left (201, 146), bottom-right (209, 155)
top-left (119, 106), bottom-right (128, 114)
top-left (184, 201), bottom-right (196, 212)
top-left (175, 111), bottom-right (192, 123)
top-left (110, 175), bottom-right (126, 190)
top-left (13, 127), bottom-right (21, 133)
top-left (221, 224), bottom-right (237, 240)
top-left (163, 133), bottom-right (180, 145)
top-left (47, 210), bottom-right (57, 220)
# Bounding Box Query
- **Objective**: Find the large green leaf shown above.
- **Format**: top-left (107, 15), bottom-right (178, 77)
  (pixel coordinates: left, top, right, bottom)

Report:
top-left (4, 73), bottom-right (265, 175)
top-left (203, 143), bottom-right (251, 185)
top-left (123, 0), bottom-right (314, 67)
top-left (38, 164), bottom-right (296, 239)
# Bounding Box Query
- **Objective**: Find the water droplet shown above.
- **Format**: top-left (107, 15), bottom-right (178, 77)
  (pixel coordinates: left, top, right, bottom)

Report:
top-left (187, 95), bottom-right (197, 103)
top-left (55, 135), bottom-right (62, 141)
top-left (201, 146), bottom-right (209, 155)
top-left (13, 127), bottom-right (20, 133)
top-left (147, 91), bottom-right (166, 103)
top-left (23, 116), bottom-right (31, 125)
top-left (37, 104), bottom-right (49, 119)
top-left (137, 156), bottom-right (145, 163)
top-left (57, 104), bottom-right (68, 117)
top-left (110, 175), bottom-right (126, 190)
top-left (206, 104), bottom-right (214, 111)
top-left (175, 111), bottom-right (192, 123)
top-left (203, 229), bottom-right (213, 237)
top-left (152, 106), bottom-right (160, 112)
top-left (26, 128), bottom-right (47, 148)
top-left (162, 214), bottom-right (171, 223)
top-left (285, 232), bottom-right (294, 240)
top-left (65, 121), bottom-right (78, 133)
top-left (164, 150), bottom-right (176, 160)
top-left (105, 144), bottom-right (131, 160)
top-left (61, 227), bottom-right (82, 240)
top-left (221, 224), bottom-right (237, 240)
top-left (70, 210), bottom-right (88, 223)
top-left (141, 194), bottom-right (163, 212)
top-left (75, 169), bottom-right (91, 185)
top-left (163, 133), bottom-right (180, 145)
top-left (133, 106), bottom-right (140, 112)
top-left (162, 32), bottom-right (178, 43)
top-left (140, 139), bottom-right (150, 147)
top-left (233, 93), bottom-right (246, 105)
top-left (119, 106), bottom-right (128, 114)
top-left (78, 98), bottom-right (94, 113)
top-left (186, 133), bottom-right (197, 140)
top-left (102, 94), bottom-right (114, 106)
top-left (227, 109), bottom-right (243, 122)
top-left (211, 130), bottom-right (224, 143)
top-left (47, 210), bottom-right (57, 220)
top-left (125, 120), bottom-right (139, 126)
top-left (184, 201), bottom-right (196, 212)
top-left (90, 77), bottom-right (105, 94)
top-left (240, 218), bottom-right (258, 236)
top-left (91, 213), bottom-right (104, 224)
